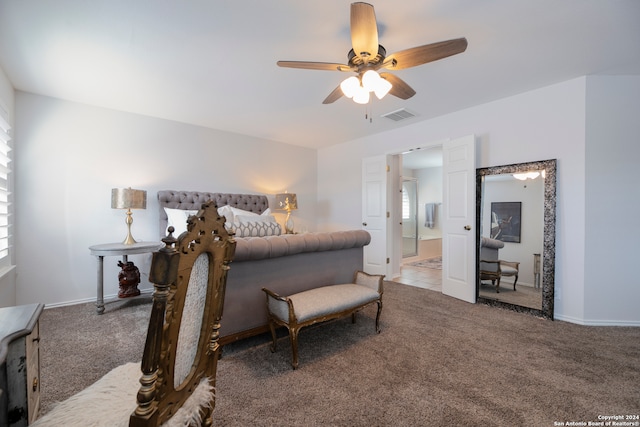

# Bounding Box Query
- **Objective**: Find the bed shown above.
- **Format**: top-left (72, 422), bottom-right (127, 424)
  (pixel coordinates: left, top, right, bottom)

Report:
top-left (157, 190), bottom-right (372, 344)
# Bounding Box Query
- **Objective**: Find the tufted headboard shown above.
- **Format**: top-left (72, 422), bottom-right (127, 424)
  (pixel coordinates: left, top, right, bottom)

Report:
top-left (157, 190), bottom-right (270, 237)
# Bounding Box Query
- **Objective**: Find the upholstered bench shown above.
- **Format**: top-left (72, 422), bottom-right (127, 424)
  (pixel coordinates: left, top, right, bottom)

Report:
top-left (262, 271), bottom-right (384, 369)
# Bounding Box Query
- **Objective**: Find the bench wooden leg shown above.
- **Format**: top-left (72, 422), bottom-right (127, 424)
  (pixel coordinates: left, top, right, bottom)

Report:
top-left (268, 318), bottom-right (278, 353)
top-left (375, 299), bottom-right (382, 333)
top-left (289, 327), bottom-right (300, 370)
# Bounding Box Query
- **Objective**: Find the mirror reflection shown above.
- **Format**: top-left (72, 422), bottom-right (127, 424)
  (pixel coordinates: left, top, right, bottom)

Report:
top-left (476, 159), bottom-right (556, 319)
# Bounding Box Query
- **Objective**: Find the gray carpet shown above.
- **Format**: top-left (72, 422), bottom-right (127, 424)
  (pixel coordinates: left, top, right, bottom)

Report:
top-left (38, 282), bottom-right (640, 426)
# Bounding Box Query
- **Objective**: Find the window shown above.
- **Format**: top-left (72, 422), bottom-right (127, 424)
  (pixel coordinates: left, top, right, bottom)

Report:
top-left (402, 184), bottom-right (410, 220)
top-left (0, 101), bottom-right (11, 269)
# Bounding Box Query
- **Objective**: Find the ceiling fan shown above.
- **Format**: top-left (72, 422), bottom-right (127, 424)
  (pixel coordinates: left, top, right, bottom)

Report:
top-left (277, 2), bottom-right (468, 105)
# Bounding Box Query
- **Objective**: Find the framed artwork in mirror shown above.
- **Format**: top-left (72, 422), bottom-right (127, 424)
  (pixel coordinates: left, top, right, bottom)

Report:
top-left (490, 201), bottom-right (521, 243)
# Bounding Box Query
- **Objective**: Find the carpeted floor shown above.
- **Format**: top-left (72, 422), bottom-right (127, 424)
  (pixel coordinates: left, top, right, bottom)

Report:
top-left (38, 281), bottom-right (640, 426)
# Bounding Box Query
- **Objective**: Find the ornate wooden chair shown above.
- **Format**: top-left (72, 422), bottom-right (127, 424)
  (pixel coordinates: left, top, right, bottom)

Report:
top-left (32, 202), bottom-right (236, 427)
top-left (479, 237), bottom-right (519, 293)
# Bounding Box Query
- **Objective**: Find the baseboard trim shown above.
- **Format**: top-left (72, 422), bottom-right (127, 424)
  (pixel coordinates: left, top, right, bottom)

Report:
top-left (43, 287), bottom-right (154, 310)
top-left (554, 313), bottom-right (640, 327)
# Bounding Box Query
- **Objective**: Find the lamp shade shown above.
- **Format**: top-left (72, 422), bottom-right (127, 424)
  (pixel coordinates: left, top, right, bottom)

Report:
top-left (361, 70), bottom-right (380, 92)
top-left (111, 188), bottom-right (147, 210)
top-left (275, 193), bottom-right (298, 211)
top-left (352, 86), bottom-right (370, 104)
top-left (373, 77), bottom-right (392, 99)
top-left (111, 188), bottom-right (147, 244)
top-left (340, 76), bottom-right (360, 99)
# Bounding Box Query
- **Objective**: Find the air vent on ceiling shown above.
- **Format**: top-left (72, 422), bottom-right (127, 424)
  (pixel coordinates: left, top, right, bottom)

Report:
top-left (381, 108), bottom-right (417, 122)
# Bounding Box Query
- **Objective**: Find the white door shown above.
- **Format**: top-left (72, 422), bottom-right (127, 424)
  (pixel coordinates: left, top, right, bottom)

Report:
top-left (442, 135), bottom-right (476, 303)
top-left (362, 155), bottom-right (389, 276)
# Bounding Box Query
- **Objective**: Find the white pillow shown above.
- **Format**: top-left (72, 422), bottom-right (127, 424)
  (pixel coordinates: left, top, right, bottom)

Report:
top-left (164, 207), bottom-right (198, 236)
top-left (229, 206), bottom-right (259, 219)
top-left (235, 214), bottom-right (277, 224)
top-left (217, 205), bottom-right (235, 225)
top-left (227, 206), bottom-right (271, 222)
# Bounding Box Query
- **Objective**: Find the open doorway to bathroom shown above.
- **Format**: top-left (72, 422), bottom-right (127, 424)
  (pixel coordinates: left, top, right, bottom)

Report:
top-left (395, 147), bottom-right (443, 292)
top-left (402, 177), bottom-right (419, 258)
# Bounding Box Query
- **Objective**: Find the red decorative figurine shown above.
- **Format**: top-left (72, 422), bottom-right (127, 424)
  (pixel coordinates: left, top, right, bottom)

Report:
top-left (117, 260), bottom-right (141, 298)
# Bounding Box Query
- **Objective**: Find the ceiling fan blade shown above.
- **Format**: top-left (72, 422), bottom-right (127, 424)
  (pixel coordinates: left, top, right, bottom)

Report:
top-left (322, 85), bottom-right (344, 104)
top-left (350, 2), bottom-right (379, 63)
top-left (277, 61), bottom-right (352, 72)
top-left (379, 73), bottom-right (416, 100)
top-left (383, 38), bottom-right (468, 70)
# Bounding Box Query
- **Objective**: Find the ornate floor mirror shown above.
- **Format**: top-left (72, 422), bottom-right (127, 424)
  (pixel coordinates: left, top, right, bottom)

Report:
top-left (476, 159), bottom-right (556, 319)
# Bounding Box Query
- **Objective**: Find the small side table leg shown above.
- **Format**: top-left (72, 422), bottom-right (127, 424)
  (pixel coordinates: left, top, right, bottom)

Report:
top-left (96, 255), bottom-right (105, 314)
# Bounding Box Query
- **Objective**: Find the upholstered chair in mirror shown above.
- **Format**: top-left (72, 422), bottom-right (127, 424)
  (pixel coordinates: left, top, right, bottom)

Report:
top-left (479, 236), bottom-right (520, 293)
top-left (32, 202), bottom-right (236, 427)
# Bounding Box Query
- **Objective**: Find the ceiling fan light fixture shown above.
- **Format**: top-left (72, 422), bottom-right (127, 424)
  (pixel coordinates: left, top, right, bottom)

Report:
top-left (361, 70), bottom-right (380, 91)
top-left (374, 77), bottom-right (392, 99)
top-left (340, 76), bottom-right (360, 98)
top-left (277, 3), bottom-right (467, 106)
top-left (353, 86), bottom-right (370, 104)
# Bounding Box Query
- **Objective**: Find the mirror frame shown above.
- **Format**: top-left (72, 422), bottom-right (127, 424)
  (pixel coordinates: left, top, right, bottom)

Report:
top-left (476, 159), bottom-right (557, 320)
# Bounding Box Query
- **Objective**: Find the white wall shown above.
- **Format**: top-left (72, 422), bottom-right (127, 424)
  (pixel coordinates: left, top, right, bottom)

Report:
top-left (584, 76), bottom-right (640, 325)
top-left (0, 66), bottom-right (16, 307)
top-left (318, 77), bottom-right (589, 323)
top-left (14, 92), bottom-right (317, 306)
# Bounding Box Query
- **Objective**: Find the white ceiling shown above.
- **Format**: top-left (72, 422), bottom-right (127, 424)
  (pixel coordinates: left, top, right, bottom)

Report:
top-left (1, 1), bottom-right (639, 150)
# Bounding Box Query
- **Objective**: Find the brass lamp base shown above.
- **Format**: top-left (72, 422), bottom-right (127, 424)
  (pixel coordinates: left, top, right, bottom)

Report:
top-left (122, 209), bottom-right (138, 245)
top-left (284, 211), bottom-right (294, 234)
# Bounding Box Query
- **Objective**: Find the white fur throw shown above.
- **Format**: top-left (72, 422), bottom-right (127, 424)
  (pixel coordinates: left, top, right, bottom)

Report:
top-left (32, 362), bottom-right (214, 427)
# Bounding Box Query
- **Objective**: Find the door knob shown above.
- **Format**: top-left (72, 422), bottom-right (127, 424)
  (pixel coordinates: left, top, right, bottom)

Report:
top-left (362, 222), bottom-right (367, 226)
top-left (464, 225), bottom-right (471, 230)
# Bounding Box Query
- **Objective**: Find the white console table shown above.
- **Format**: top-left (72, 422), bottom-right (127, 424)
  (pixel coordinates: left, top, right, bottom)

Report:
top-left (89, 241), bottom-right (162, 314)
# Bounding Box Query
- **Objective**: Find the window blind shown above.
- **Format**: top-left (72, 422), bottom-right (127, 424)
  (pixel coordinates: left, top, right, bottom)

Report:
top-left (0, 102), bottom-right (12, 267)
top-left (402, 184), bottom-right (410, 220)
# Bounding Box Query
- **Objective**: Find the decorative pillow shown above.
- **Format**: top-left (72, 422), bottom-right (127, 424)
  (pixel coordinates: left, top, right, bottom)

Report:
top-left (229, 206), bottom-right (259, 219)
top-left (164, 208), bottom-right (198, 236)
top-left (216, 205), bottom-right (235, 225)
top-left (228, 206), bottom-right (271, 219)
top-left (234, 221), bottom-right (282, 237)
top-left (235, 214), bottom-right (277, 224)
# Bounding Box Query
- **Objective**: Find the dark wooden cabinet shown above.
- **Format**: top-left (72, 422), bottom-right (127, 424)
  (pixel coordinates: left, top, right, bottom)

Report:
top-left (0, 303), bottom-right (44, 426)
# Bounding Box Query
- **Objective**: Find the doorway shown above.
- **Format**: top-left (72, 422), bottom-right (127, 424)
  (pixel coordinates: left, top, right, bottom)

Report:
top-left (395, 147), bottom-right (443, 292)
top-left (401, 178), bottom-right (418, 258)
top-left (362, 135), bottom-right (476, 302)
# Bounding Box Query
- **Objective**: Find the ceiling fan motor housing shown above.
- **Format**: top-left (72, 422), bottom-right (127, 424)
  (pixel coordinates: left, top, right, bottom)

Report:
top-left (348, 45), bottom-right (387, 69)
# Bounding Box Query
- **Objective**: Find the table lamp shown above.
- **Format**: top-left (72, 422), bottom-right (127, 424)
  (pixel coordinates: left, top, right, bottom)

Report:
top-left (275, 192), bottom-right (298, 234)
top-left (111, 187), bottom-right (147, 244)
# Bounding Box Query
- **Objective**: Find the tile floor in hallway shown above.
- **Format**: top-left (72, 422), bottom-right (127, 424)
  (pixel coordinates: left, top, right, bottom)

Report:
top-left (393, 262), bottom-right (442, 292)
